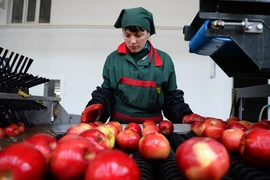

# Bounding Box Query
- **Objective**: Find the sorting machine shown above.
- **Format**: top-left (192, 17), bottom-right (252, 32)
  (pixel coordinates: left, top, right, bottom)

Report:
top-left (184, 0), bottom-right (270, 121)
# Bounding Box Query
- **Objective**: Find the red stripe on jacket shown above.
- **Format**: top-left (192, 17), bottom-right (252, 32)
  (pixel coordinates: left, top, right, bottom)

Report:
top-left (119, 77), bottom-right (156, 88)
top-left (112, 110), bottom-right (163, 123)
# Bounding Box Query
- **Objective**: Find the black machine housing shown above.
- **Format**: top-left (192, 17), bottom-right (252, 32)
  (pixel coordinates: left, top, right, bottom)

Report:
top-left (183, 0), bottom-right (270, 121)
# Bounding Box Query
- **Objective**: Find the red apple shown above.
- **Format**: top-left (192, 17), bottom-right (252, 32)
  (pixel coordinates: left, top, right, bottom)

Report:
top-left (226, 117), bottom-right (240, 122)
top-left (142, 119), bottom-right (156, 128)
top-left (220, 129), bottom-right (245, 152)
top-left (139, 132), bottom-right (170, 160)
top-left (88, 122), bottom-right (98, 128)
top-left (226, 121), bottom-right (248, 131)
top-left (4, 124), bottom-right (20, 136)
top-left (182, 113), bottom-right (206, 124)
top-left (190, 122), bottom-right (203, 136)
top-left (0, 128), bottom-right (5, 139)
top-left (238, 120), bottom-right (251, 129)
top-left (58, 134), bottom-right (80, 145)
top-left (94, 120), bottom-right (104, 126)
top-left (125, 122), bottom-right (142, 136)
top-left (142, 124), bottom-right (159, 137)
top-left (84, 149), bottom-right (140, 180)
top-left (249, 123), bottom-right (270, 130)
top-left (240, 128), bottom-right (270, 167)
top-left (201, 119), bottom-right (225, 140)
top-left (158, 120), bottom-right (174, 135)
top-left (96, 126), bottom-right (115, 149)
top-left (49, 136), bottom-right (96, 180)
top-left (102, 124), bottom-right (119, 139)
top-left (221, 121), bottom-right (229, 128)
top-left (107, 120), bottom-right (123, 132)
top-left (18, 125), bottom-right (25, 133)
top-left (66, 123), bottom-right (92, 135)
top-left (79, 128), bottom-right (110, 153)
top-left (176, 137), bottom-right (230, 180)
top-left (258, 120), bottom-right (270, 127)
top-left (116, 129), bottom-right (140, 153)
top-left (0, 142), bottom-right (46, 180)
top-left (24, 133), bottom-right (58, 163)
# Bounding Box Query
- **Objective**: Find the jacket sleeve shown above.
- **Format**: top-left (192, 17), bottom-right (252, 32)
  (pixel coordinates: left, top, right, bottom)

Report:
top-left (163, 89), bottom-right (193, 123)
top-left (86, 86), bottom-right (115, 123)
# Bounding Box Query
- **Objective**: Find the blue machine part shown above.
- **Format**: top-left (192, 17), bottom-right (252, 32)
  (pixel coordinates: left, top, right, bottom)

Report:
top-left (189, 20), bottom-right (243, 56)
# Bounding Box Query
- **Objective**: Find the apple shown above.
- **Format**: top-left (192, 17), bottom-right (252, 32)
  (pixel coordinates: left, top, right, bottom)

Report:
top-left (0, 142), bottom-right (46, 180)
top-left (226, 117), bottom-right (240, 123)
top-left (238, 120), bottom-right (251, 129)
top-left (116, 129), bottom-right (140, 153)
top-left (190, 122), bottom-right (203, 136)
top-left (182, 113), bottom-right (206, 124)
top-left (258, 120), bottom-right (270, 127)
top-left (79, 128), bottom-right (110, 153)
top-left (220, 129), bottom-right (245, 152)
top-left (139, 132), bottom-right (170, 160)
top-left (249, 123), bottom-right (270, 130)
top-left (201, 119), bottom-right (225, 140)
top-left (107, 120), bottom-right (123, 132)
top-left (176, 137), bottom-right (230, 180)
top-left (18, 124), bottom-right (25, 133)
top-left (49, 136), bottom-right (96, 180)
top-left (84, 149), bottom-right (140, 180)
top-left (124, 122), bottom-right (142, 136)
top-left (57, 134), bottom-right (82, 145)
top-left (239, 128), bottom-right (270, 168)
top-left (226, 121), bottom-right (248, 131)
top-left (142, 124), bottom-right (159, 137)
top-left (94, 120), bottom-right (104, 126)
top-left (221, 120), bottom-right (229, 128)
top-left (66, 123), bottom-right (92, 135)
top-left (142, 119), bottom-right (156, 128)
top-left (0, 127), bottom-right (5, 139)
top-left (102, 124), bottom-right (119, 139)
top-left (88, 122), bottom-right (98, 128)
top-left (158, 120), bottom-right (174, 135)
top-left (4, 124), bottom-right (20, 136)
top-left (96, 126), bottom-right (115, 149)
top-left (24, 133), bottom-right (58, 163)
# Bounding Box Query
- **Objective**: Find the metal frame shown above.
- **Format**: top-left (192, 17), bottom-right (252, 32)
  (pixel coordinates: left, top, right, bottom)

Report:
top-left (233, 84), bottom-right (270, 119)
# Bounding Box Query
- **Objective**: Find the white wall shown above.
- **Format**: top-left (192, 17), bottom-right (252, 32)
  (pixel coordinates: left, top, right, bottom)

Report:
top-left (0, 0), bottom-right (233, 120)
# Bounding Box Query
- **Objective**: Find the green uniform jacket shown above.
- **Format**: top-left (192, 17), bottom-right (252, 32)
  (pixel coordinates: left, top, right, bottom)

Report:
top-left (86, 41), bottom-right (192, 123)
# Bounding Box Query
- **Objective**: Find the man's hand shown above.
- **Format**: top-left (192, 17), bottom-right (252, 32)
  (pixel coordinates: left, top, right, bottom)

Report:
top-left (182, 113), bottom-right (205, 124)
top-left (81, 104), bottom-right (104, 123)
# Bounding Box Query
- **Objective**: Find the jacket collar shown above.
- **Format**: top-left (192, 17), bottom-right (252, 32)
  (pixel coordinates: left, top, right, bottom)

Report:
top-left (117, 40), bottom-right (163, 67)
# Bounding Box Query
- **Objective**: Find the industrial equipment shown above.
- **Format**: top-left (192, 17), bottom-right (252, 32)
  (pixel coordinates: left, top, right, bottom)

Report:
top-left (183, 0), bottom-right (270, 121)
top-left (0, 47), bottom-right (80, 148)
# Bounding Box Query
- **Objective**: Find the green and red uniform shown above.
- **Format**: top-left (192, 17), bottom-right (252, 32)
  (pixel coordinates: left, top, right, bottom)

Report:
top-left (86, 41), bottom-right (192, 123)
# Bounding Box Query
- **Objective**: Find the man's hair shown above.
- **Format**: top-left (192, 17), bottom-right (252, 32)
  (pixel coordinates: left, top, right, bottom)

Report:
top-left (123, 26), bottom-right (146, 33)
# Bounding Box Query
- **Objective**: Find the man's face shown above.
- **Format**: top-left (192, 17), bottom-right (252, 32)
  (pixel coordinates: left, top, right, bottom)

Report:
top-left (123, 29), bottom-right (150, 53)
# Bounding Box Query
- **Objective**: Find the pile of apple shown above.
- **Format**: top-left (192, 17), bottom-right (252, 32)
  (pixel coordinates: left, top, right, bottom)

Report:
top-left (190, 116), bottom-right (270, 168)
top-left (0, 119), bottom-right (175, 180)
top-left (0, 121), bottom-right (26, 139)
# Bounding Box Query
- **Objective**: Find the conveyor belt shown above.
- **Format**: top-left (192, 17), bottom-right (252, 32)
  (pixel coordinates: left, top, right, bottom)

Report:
top-left (54, 131), bottom-right (270, 180)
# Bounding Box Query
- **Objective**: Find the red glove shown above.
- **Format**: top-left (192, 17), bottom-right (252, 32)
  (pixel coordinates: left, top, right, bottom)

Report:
top-left (81, 104), bottom-right (104, 123)
top-left (182, 113), bottom-right (205, 124)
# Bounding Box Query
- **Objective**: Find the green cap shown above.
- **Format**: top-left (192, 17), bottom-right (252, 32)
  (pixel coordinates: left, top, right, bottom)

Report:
top-left (114, 7), bottom-right (156, 36)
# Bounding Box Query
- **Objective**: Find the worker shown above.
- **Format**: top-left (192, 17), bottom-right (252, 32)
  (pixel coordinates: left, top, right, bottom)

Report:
top-left (81, 7), bottom-right (204, 124)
